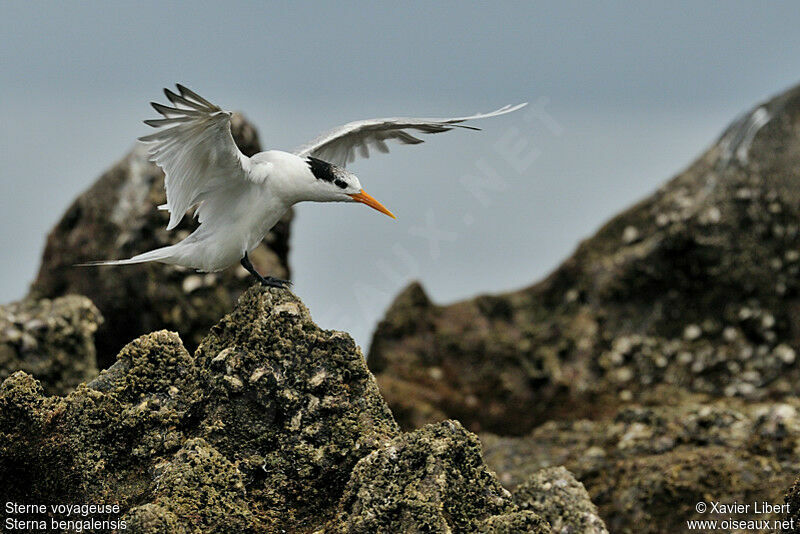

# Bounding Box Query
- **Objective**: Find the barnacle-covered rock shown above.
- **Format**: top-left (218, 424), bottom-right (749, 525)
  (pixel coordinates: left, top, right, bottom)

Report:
top-left (513, 466), bottom-right (607, 534)
top-left (0, 295), bottom-right (101, 395)
top-left (330, 420), bottom-right (552, 533)
top-left (0, 287), bottom-right (562, 533)
top-left (192, 287), bottom-right (398, 527)
top-left (481, 395), bottom-right (799, 533)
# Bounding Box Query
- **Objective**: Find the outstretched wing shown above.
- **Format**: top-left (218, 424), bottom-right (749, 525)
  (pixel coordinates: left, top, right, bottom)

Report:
top-left (139, 84), bottom-right (254, 230)
top-left (295, 103), bottom-right (527, 167)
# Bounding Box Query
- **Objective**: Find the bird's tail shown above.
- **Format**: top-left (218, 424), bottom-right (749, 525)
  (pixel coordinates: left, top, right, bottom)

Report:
top-left (75, 244), bottom-right (181, 267)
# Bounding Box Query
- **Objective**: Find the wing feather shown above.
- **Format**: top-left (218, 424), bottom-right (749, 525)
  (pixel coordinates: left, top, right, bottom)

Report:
top-left (295, 103), bottom-right (527, 167)
top-left (138, 84), bottom-right (254, 230)
top-left (163, 87), bottom-right (208, 111)
top-left (176, 83), bottom-right (217, 108)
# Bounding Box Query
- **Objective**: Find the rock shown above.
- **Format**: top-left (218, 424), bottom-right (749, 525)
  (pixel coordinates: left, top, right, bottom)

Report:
top-left (0, 287), bottom-right (555, 532)
top-left (475, 512), bottom-right (552, 534)
top-left (783, 479), bottom-right (800, 532)
top-left (330, 420), bottom-right (550, 533)
top-left (192, 287), bottom-right (397, 528)
top-left (29, 113), bottom-right (292, 367)
top-left (126, 438), bottom-right (257, 533)
top-left (481, 395), bottom-right (798, 533)
top-left (369, 82), bottom-right (800, 434)
top-left (0, 295), bottom-right (101, 395)
top-left (513, 467), bottom-right (607, 534)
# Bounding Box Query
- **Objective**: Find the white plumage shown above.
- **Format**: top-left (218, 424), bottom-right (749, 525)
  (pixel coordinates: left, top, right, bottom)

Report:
top-left (295, 103), bottom-right (528, 167)
top-left (85, 84), bottom-right (526, 287)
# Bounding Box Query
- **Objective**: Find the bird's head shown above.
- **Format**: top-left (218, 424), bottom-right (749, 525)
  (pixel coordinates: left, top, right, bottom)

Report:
top-left (304, 156), bottom-right (395, 218)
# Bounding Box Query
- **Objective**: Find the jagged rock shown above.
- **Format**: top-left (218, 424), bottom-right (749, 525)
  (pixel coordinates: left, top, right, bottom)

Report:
top-left (330, 420), bottom-right (551, 533)
top-left (514, 467), bottom-right (607, 534)
top-left (481, 395), bottom-right (799, 533)
top-left (0, 295), bottom-right (101, 395)
top-left (369, 83), bottom-right (800, 435)
top-left (0, 287), bottom-right (553, 533)
top-left (191, 287), bottom-right (397, 528)
top-left (126, 438), bottom-right (257, 533)
top-left (29, 113), bottom-right (292, 367)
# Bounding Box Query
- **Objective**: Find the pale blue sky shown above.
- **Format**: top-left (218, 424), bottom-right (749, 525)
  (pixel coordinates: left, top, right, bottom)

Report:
top-left (3, 2), bottom-right (800, 348)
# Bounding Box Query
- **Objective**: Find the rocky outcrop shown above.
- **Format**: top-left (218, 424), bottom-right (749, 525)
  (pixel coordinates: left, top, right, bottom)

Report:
top-left (481, 394), bottom-right (800, 533)
top-left (331, 420), bottom-right (550, 533)
top-left (366, 83), bottom-right (800, 532)
top-left (0, 295), bottom-right (101, 395)
top-left (513, 467), bottom-right (607, 534)
top-left (0, 287), bottom-right (566, 533)
top-left (29, 114), bottom-right (292, 367)
top-left (369, 83), bottom-right (800, 435)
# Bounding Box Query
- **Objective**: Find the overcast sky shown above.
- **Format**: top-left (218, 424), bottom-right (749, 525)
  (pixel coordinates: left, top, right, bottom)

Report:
top-left (3, 2), bottom-right (800, 349)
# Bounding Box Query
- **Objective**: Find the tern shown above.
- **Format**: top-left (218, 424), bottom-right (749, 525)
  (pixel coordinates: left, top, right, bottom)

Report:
top-left (86, 84), bottom-right (526, 287)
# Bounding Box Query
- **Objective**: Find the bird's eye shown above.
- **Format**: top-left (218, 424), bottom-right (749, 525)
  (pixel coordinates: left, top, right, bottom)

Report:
top-left (334, 179), bottom-right (348, 189)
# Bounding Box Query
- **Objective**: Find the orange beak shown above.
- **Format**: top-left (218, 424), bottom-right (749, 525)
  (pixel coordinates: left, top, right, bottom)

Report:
top-left (348, 189), bottom-right (396, 219)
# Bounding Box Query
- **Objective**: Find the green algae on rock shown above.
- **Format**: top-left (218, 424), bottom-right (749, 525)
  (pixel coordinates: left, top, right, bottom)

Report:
top-left (474, 512), bottom-right (552, 534)
top-left (0, 286), bottom-right (556, 533)
top-left (0, 287), bottom-right (392, 531)
top-left (29, 113), bottom-right (292, 367)
top-left (330, 420), bottom-right (551, 533)
top-left (0, 295), bottom-right (101, 395)
top-left (126, 438), bottom-right (257, 533)
top-left (193, 287), bottom-right (399, 529)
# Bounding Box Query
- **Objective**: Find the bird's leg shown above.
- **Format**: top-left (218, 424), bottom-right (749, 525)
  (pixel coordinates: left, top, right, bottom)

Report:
top-left (240, 252), bottom-right (291, 289)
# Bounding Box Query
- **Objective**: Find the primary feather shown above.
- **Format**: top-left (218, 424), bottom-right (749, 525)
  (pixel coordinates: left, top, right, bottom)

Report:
top-left (138, 84), bottom-right (255, 230)
top-left (295, 103), bottom-right (528, 167)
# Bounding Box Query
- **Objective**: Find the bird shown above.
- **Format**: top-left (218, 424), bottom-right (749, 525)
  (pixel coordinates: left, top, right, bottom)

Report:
top-left (83, 84), bottom-right (527, 288)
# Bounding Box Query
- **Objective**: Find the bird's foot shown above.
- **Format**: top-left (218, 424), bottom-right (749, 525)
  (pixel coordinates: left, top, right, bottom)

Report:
top-left (241, 252), bottom-right (291, 289)
top-left (259, 276), bottom-right (292, 289)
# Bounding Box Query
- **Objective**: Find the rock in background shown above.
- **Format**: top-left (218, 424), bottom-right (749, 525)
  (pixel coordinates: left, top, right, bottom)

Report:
top-left (369, 83), bottom-right (800, 435)
top-left (481, 394), bottom-right (799, 533)
top-left (0, 287), bottom-right (571, 533)
top-left (29, 113), bottom-right (292, 367)
top-left (368, 83), bottom-right (800, 532)
top-left (0, 295), bottom-right (101, 395)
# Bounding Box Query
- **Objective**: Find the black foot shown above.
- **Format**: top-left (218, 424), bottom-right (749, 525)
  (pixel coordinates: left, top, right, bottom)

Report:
top-left (260, 276), bottom-right (292, 289)
top-left (241, 252), bottom-right (291, 290)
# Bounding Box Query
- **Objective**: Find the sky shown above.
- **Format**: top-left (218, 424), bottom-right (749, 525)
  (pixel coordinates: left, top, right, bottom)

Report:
top-left (3, 2), bottom-right (800, 350)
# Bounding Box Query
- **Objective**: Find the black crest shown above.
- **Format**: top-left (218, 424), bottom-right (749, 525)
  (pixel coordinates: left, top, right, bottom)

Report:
top-left (307, 157), bottom-right (348, 189)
